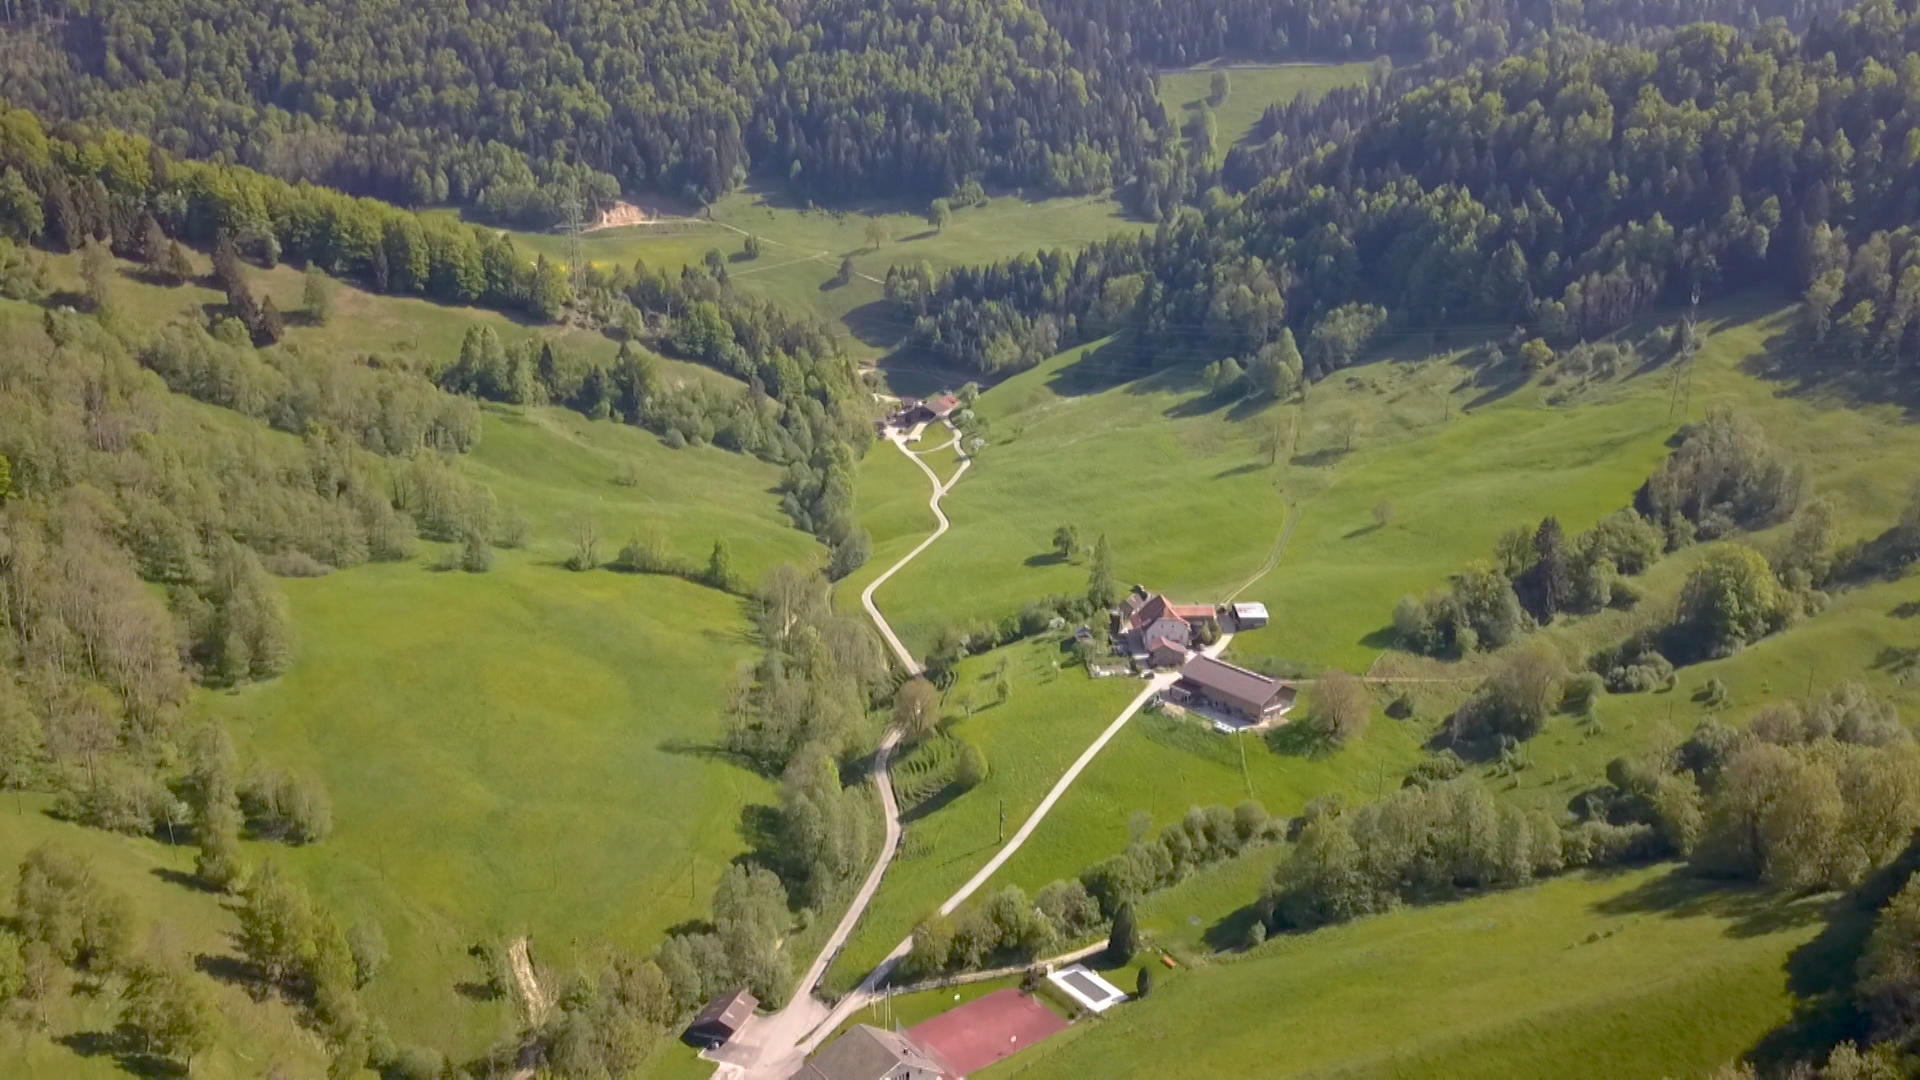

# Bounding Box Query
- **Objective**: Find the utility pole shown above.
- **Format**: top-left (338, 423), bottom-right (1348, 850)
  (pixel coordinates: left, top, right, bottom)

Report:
top-left (998, 800), bottom-right (1006, 845)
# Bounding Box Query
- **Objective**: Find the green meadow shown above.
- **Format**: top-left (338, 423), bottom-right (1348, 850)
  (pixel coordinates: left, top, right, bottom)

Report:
top-left (42, 249), bottom-right (737, 394)
top-left (1158, 61), bottom-right (1377, 147)
top-left (843, 299), bottom-right (1920, 994)
top-left (492, 189), bottom-right (1145, 369)
top-left (201, 558), bottom-right (773, 1054)
top-left (988, 865), bottom-right (1832, 1079)
top-left (16, 250), bottom-right (843, 1060)
top-left (826, 639), bottom-right (1140, 989)
top-left (0, 797), bottom-right (327, 1079)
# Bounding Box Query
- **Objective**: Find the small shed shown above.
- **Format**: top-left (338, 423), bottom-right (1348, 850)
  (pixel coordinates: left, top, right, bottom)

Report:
top-left (685, 986), bottom-right (757, 1048)
top-left (1231, 602), bottom-right (1270, 630)
top-left (1046, 964), bottom-right (1128, 1014)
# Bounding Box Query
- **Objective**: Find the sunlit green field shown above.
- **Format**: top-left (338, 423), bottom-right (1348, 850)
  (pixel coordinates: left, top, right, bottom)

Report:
top-left (826, 638), bottom-right (1140, 990)
top-left (988, 865), bottom-right (1832, 1079)
top-left (0, 797), bottom-right (330, 1079)
top-left (1158, 61), bottom-right (1377, 147)
top-left (851, 300), bottom-right (1920, 1000)
top-left (492, 189), bottom-right (1146, 367)
top-left (12, 253), bottom-right (837, 1062)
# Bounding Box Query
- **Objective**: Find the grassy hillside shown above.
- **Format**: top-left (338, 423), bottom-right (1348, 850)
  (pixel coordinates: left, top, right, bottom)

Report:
top-left (1158, 61), bottom-right (1376, 147)
top-left (40, 248), bottom-right (736, 398)
top-left (987, 865), bottom-right (1831, 1079)
top-left (4, 250), bottom-right (836, 1065)
top-left (827, 640), bottom-right (1141, 988)
top-left (201, 560), bottom-right (772, 1053)
top-left (848, 299), bottom-right (1920, 967)
top-left (0, 798), bottom-right (328, 1079)
top-left (493, 189), bottom-right (1145, 371)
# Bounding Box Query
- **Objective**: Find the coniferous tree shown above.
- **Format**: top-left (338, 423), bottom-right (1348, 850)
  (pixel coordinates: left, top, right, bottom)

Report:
top-left (1087, 534), bottom-right (1118, 609)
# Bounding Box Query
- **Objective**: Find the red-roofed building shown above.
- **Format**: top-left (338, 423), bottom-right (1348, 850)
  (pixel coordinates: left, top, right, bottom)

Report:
top-left (892, 393), bottom-right (964, 428)
top-left (1112, 587), bottom-right (1221, 667)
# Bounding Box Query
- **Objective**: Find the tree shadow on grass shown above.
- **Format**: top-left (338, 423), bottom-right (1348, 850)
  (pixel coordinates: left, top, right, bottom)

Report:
top-left (842, 299), bottom-right (910, 350)
top-left (1739, 325), bottom-right (1920, 419)
top-left (1264, 722), bottom-right (1332, 759)
top-left (738, 804), bottom-right (785, 856)
top-left (1161, 388), bottom-right (1235, 419)
top-left (1744, 846), bottom-right (1920, 1070)
top-left (1202, 903), bottom-right (1263, 952)
top-left (149, 867), bottom-right (221, 895)
top-left (58, 1027), bottom-right (186, 1079)
top-left (193, 950), bottom-right (261, 993)
top-left (1357, 626), bottom-right (1399, 650)
top-left (1043, 336), bottom-right (1157, 398)
top-left (1588, 865), bottom-right (1830, 939)
top-left (899, 781), bottom-right (971, 826)
top-left (658, 738), bottom-right (761, 772)
top-left (455, 979), bottom-right (503, 1003)
top-left (1892, 602), bottom-right (1920, 619)
top-left (1289, 447), bottom-right (1349, 469)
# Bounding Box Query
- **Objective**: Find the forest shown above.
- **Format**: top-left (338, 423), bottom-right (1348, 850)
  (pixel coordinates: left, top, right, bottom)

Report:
top-left (0, 0), bottom-right (1862, 221)
top-left (890, 0), bottom-right (1920, 380)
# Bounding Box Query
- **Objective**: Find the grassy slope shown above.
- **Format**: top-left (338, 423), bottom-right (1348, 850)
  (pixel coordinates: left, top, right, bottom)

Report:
top-left (1158, 62), bottom-right (1376, 147)
top-left (853, 299), bottom-right (1920, 985)
top-left (0, 797), bottom-right (328, 1079)
top-left (826, 640), bottom-right (1140, 989)
top-left (48, 249), bottom-right (736, 395)
top-left (466, 405), bottom-right (817, 581)
top-left (202, 561), bottom-right (772, 1052)
top-left (495, 190), bottom-right (1145, 371)
top-left (7, 254), bottom-right (828, 1061)
top-left (988, 865), bottom-right (1827, 1080)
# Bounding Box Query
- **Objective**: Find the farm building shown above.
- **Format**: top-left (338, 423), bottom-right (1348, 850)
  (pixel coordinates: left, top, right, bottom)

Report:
top-left (684, 986), bottom-right (757, 1048)
top-left (1114, 587), bottom-right (1221, 667)
top-left (1231, 602), bottom-right (1269, 629)
top-left (1172, 655), bottom-right (1296, 723)
top-left (788, 1024), bottom-right (951, 1080)
top-left (892, 394), bottom-right (962, 427)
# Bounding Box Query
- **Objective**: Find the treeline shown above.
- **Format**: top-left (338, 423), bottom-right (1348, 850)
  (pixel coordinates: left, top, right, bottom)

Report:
top-left (441, 254), bottom-right (874, 566)
top-left (906, 800), bottom-right (1284, 978)
top-left (892, 6), bottom-right (1920, 377)
top-left (1394, 409), bottom-right (1830, 708)
top-left (1038, 0), bottom-right (1838, 68)
top-left (0, 98), bottom-right (875, 566)
top-left (1263, 680), bottom-right (1920, 933)
top-left (0, 102), bottom-right (572, 320)
top-left (0, 0), bottom-right (1162, 211)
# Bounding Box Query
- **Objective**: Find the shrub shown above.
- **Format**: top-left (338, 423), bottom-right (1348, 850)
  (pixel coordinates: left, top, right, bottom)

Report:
top-left (1561, 672), bottom-right (1605, 716)
top-left (1601, 646), bottom-right (1674, 694)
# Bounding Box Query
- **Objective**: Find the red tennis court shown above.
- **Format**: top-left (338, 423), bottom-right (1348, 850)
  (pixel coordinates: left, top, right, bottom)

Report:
top-left (906, 988), bottom-right (1069, 1076)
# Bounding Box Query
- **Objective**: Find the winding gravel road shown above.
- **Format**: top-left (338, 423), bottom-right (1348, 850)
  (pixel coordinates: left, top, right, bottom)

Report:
top-left (714, 422), bottom-right (1233, 1078)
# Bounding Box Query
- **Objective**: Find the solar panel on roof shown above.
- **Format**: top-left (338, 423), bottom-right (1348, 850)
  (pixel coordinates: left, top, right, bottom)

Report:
top-left (1063, 970), bottom-right (1114, 1002)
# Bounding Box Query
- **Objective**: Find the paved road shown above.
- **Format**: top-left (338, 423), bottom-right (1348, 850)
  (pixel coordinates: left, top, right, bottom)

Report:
top-left (712, 426), bottom-right (966, 1080)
